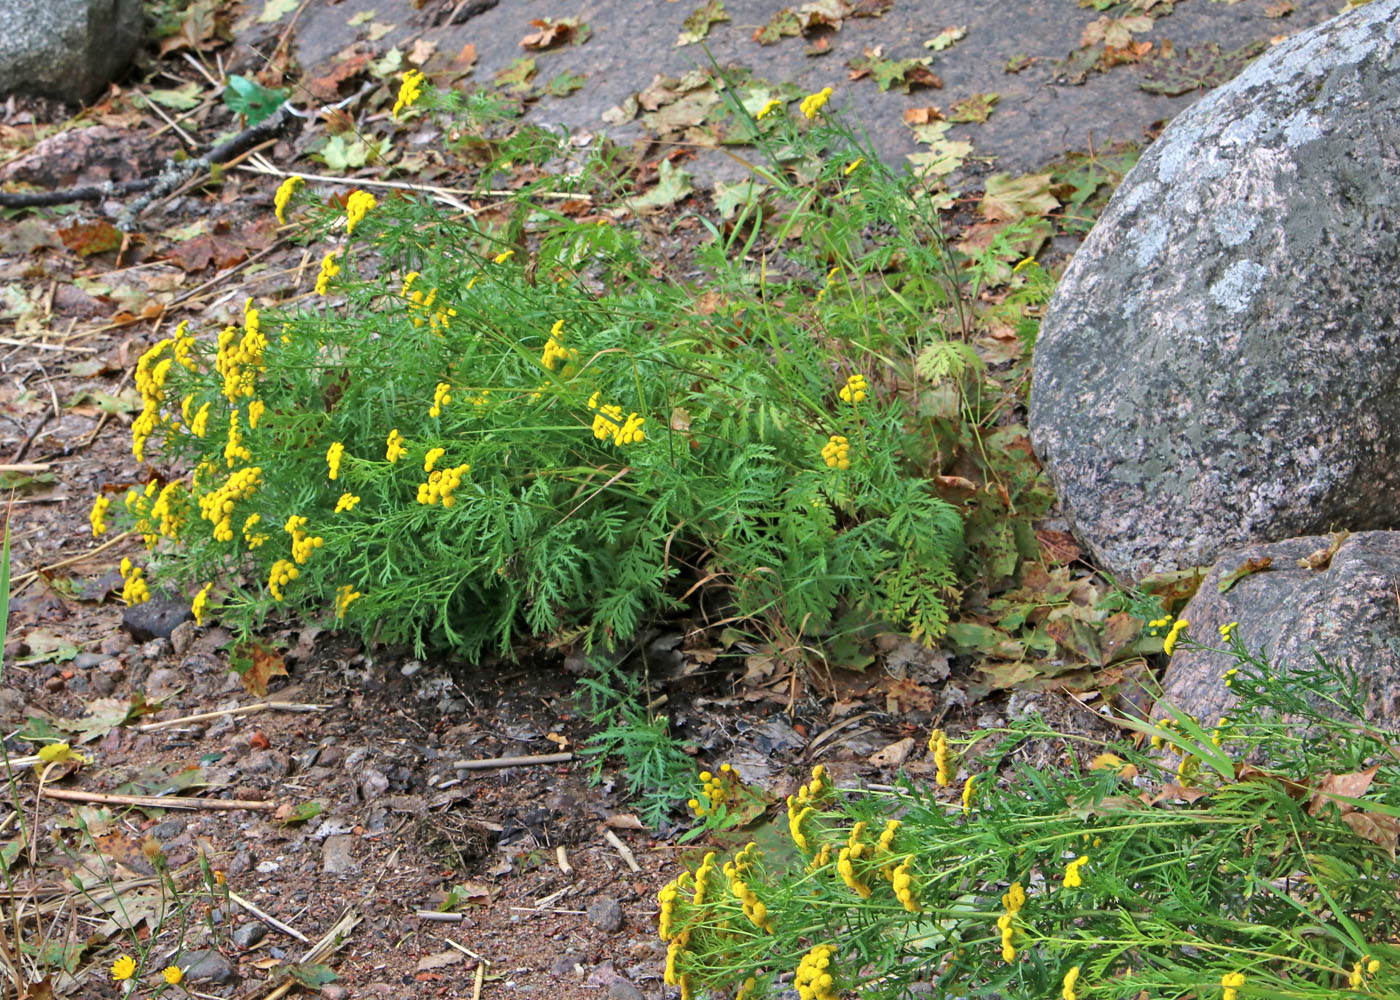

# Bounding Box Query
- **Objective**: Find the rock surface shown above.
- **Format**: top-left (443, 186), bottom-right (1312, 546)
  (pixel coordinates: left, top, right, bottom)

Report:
top-left (0, 0), bottom-right (144, 104)
top-left (1029, 0), bottom-right (1400, 581)
top-left (1159, 531), bottom-right (1400, 728)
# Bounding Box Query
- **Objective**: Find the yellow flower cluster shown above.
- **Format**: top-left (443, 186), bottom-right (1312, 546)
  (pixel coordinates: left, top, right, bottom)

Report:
top-left (172, 319), bottom-right (197, 371)
top-left (1163, 617), bottom-right (1188, 655)
top-left (417, 461), bottom-right (471, 507)
top-left (334, 584), bottom-right (361, 619)
top-left (268, 558), bottom-right (299, 601)
top-left (243, 512), bottom-right (268, 549)
top-left (723, 842), bottom-right (773, 932)
top-left (928, 728), bottom-right (952, 786)
top-left (315, 252), bottom-right (341, 295)
top-left (493, 249), bottom-right (515, 264)
top-left (837, 821), bottom-right (872, 898)
top-left (962, 774), bottom-right (976, 813)
top-left (189, 399), bottom-right (211, 437)
top-left (1062, 965), bottom-right (1081, 1000)
top-left (133, 338), bottom-right (175, 461)
top-left (392, 68), bottom-right (426, 118)
top-left (215, 301), bottom-right (267, 403)
top-left (1218, 620), bottom-right (1238, 641)
top-left (150, 481), bottom-right (186, 541)
top-left (284, 514), bottom-right (324, 564)
top-left (1062, 854), bottom-right (1089, 889)
top-left (754, 97), bottom-right (783, 119)
top-left (326, 441), bottom-right (345, 480)
top-left (838, 373), bottom-right (867, 403)
top-left (223, 410), bottom-right (252, 468)
top-left (1221, 971), bottom-right (1246, 1000)
top-left (785, 764), bottom-right (832, 853)
top-left (90, 494), bottom-right (110, 537)
top-left (125, 481), bottom-right (160, 547)
top-left (997, 881), bottom-right (1026, 961)
top-left (1349, 957), bottom-right (1381, 988)
top-left (335, 492), bottom-right (360, 513)
top-left (274, 175), bottom-right (302, 225)
top-left (588, 392), bottom-right (646, 446)
top-left (423, 447), bottom-right (446, 472)
top-left (345, 190), bottom-right (377, 236)
top-left (402, 274), bottom-right (457, 331)
top-left (248, 398), bottom-right (266, 429)
top-left (540, 319), bottom-right (578, 372)
top-left (119, 558), bottom-right (150, 606)
top-left (800, 86), bottom-right (833, 120)
top-left (821, 434), bottom-right (851, 470)
top-left (795, 944), bottom-right (837, 1000)
top-left (891, 855), bottom-right (919, 912)
top-left (815, 265), bottom-right (840, 304)
top-left (429, 382), bottom-right (452, 418)
top-left (191, 582), bottom-right (213, 626)
top-left (689, 763), bottom-right (736, 816)
top-left (386, 428), bottom-right (408, 463)
top-left (198, 467), bottom-right (262, 542)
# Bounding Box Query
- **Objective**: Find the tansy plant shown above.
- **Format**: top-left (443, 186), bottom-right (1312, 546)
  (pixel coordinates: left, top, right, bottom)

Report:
top-left (95, 76), bottom-right (999, 662)
top-left (660, 630), bottom-right (1400, 1000)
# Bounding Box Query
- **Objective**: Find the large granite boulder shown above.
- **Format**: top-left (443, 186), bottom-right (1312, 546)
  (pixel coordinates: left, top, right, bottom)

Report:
top-left (0, 0), bottom-right (144, 104)
top-left (1158, 531), bottom-right (1400, 730)
top-left (1028, 0), bottom-right (1400, 583)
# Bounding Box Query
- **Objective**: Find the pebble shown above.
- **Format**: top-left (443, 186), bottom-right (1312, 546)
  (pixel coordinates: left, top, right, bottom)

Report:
top-left (122, 595), bottom-right (190, 641)
top-left (144, 667), bottom-right (183, 698)
top-left (99, 631), bottom-right (131, 655)
top-left (322, 834), bottom-right (358, 874)
top-left (587, 895), bottom-right (625, 934)
top-left (90, 672), bottom-right (117, 696)
top-left (150, 818), bottom-right (186, 841)
top-left (170, 619), bottom-right (198, 656)
top-left (359, 767), bottom-right (389, 802)
top-left (71, 652), bottom-right (109, 669)
top-left (142, 637), bottom-right (172, 659)
top-left (550, 954), bottom-right (585, 977)
top-left (183, 949), bottom-right (236, 985)
top-left (231, 921), bottom-right (268, 949)
top-left (239, 750), bottom-right (291, 779)
top-left (608, 981), bottom-right (646, 1000)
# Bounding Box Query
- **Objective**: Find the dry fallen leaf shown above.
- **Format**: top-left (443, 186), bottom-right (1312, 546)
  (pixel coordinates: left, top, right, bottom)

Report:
top-left (869, 737), bottom-right (916, 767)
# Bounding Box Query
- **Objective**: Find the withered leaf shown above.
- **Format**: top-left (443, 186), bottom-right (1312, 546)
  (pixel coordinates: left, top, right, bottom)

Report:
top-left (1216, 556), bottom-right (1272, 594)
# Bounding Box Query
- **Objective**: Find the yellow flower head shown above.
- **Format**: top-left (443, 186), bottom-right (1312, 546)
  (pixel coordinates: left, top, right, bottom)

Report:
top-left (1163, 618), bottom-right (1189, 656)
top-left (90, 494), bottom-right (110, 538)
top-left (335, 492), bottom-right (360, 513)
top-left (111, 955), bottom-right (136, 981)
top-left (424, 447), bottom-right (446, 473)
top-left (314, 252), bottom-right (341, 295)
top-left (755, 97), bottom-right (783, 120)
top-left (386, 428), bottom-right (408, 463)
top-left (821, 434), bottom-right (851, 471)
top-left (162, 965), bottom-right (184, 986)
top-left (273, 175), bottom-right (302, 225)
top-left (326, 441), bottom-right (345, 481)
top-left (493, 249), bottom-right (515, 264)
top-left (1062, 854), bottom-right (1089, 889)
top-left (392, 68), bottom-right (426, 119)
top-left (38, 742), bottom-right (89, 765)
top-left (1062, 965), bottom-right (1081, 1000)
top-left (430, 381), bottom-right (453, 418)
top-left (1221, 971), bottom-right (1246, 1000)
top-left (192, 582), bottom-right (213, 626)
top-left (844, 157), bottom-right (864, 176)
top-left (838, 373), bottom-right (867, 404)
top-left (345, 190), bottom-right (377, 237)
top-left (800, 86), bottom-right (834, 120)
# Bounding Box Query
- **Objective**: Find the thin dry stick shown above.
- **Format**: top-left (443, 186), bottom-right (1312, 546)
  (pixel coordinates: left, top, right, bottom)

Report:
top-left (453, 752), bottom-right (572, 771)
top-left (0, 337), bottom-right (97, 354)
top-left (603, 830), bottom-right (641, 873)
top-left (0, 464), bottom-right (49, 473)
top-left (414, 910), bottom-right (464, 922)
top-left (556, 846), bottom-right (572, 875)
top-left (257, 908), bottom-right (361, 1000)
top-left (9, 531), bottom-right (132, 595)
top-left (39, 788), bottom-right (277, 812)
top-left (138, 701), bottom-right (329, 733)
top-left (228, 890), bottom-right (310, 943)
top-left (233, 162), bottom-right (594, 202)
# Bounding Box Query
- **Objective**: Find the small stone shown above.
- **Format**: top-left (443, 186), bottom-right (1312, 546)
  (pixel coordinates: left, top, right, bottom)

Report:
top-left (322, 834), bottom-right (358, 874)
top-left (71, 651), bottom-right (109, 669)
top-left (587, 895), bottom-right (625, 934)
top-left (359, 767), bottom-right (389, 802)
top-left (170, 619), bottom-right (198, 656)
top-left (99, 631), bottom-right (131, 656)
top-left (142, 637), bottom-right (171, 659)
top-left (400, 660), bottom-right (423, 677)
top-left (550, 954), bottom-right (585, 977)
top-left (43, 675), bottom-right (66, 692)
top-left (231, 921), bottom-right (268, 950)
top-left (144, 667), bottom-right (183, 698)
top-left (608, 981), bottom-right (646, 1000)
top-left (183, 949), bottom-right (236, 985)
top-left (239, 750), bottom-right (291, 779)
top-left (122, 596), bottom-right (191, 642)
top-left (150, 818), bottom-right (185, 840)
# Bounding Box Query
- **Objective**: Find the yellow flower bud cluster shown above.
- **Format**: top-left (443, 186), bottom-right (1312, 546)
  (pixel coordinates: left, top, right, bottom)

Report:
top-left (315, 252), bottom-right (341, 295)
top-left (334, 584), bottom-right (362, 619)
top-left (997, 881), bottom-right (1026, 962)
top-left (724, 842), bottom-right (773, 932)
top-left (417, 462), bottom-right (471, 507)
top-left (215, 301), bottom-right (267, 403)
top-left (125, 481), bottom-right (160, 547)
top-left (133, 338), bottom-right (176, 461)
top-left (90, 494), bottom-right (110, 538)
top-left (795, 944), bottom-right (837, 1000)
top-left (150, 481), bottom-right (186, 541)
top-left (424, 447), bottom-right (446, 473)
top-left (1349, 957), bottom-right (1381, 988)
top-left (172, 319), bottom-right (198, 371)
top-left (392, 69), bottom-right (425, 119)
top-left (247, 398), bottom-right (266, 429)
top-left (1062, 965), bottom-right (1081, 1000)
top-left (689, 763), bottom-right (736, 816)
top-left (541, 320), bottom-right (578, 373)
top-left (785, 764), bottom-right (833, 853)
top-left (799, 86), bottom-right (833, 120)
top-left (268, 558), bottom-right (300, 601)
top-left (284, 514), bottom-right (324, 564)
top-left (191, 582), bottom-right (213, 626)
top-left (816, 265), bottom-right (841, 304)
top-left (820, 434), bottom-right (850, 470)
top-left (345, 190), bottom-right (377, 236)
top-left (198, 467), bottom-right (262, 543)
top-left (928, 728), bottom-right (953, 786)
top-left (429, 382), bottom-right (452, 418)
top-left (836, 821), bottom-right (872, 898)
top-left (335, 492), bottom-right (360, 513)
top-left (386, 428), bottom-right (408, 463)
top-left (1162, 617), bottom-right (1188, 655)
top-left (223, 410), bottom-right (252, 468)
top-left (588, 392), bottom-right (646, 446)
top-left (1062, 854), bottom-right (1089, 889)
top-left (326, 441), bottom-right (345, 480)
top-left (119, 559), bottom-right (150, 606)
top-left (273, 175), bottom-right (302, 225)
top-left (1221, 971), bottom-right (1246, 1000)
top-left (892, 855), bottom-right (919, 912)
top-left (838, 373), bottom-right (867, 403)
top-left (188, 399), bottom-right (211, 437)
top-left (754, 97), bottom-right (783, 120)
top-left (243, 513), bottom-right (268, 549)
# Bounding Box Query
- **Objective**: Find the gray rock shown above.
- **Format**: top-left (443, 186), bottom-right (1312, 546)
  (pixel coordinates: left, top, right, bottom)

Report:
top-left (1029, 0), bottom-right (1400, 581)
top-left (71, 652), bottom-right (109, 669)
top-left (239, 750), bottom-right (291, 779)
top-left (551, 954), bottom-right (585, 977)
top-left (231, 921), bottom-right (268, 950)
top-left (1160, 531), bottom-right (1400, 729)
top-left (183, 948), bottom-right (236, 985)
top-left (123, 597), bottom-right (192, 643)
top-left (150, 818), bottom-right (185, 841)
top-left (587, 895), bottom-right (625, 934)
top-left (322, 834), bottom-right (358, 874)
top-left (144, 667), bottom-right (183, 699)
top-left (0, 0), bottom-right (144, 104)
top-left (608, 981), bottom-right (646, 1000)
top-left (358, 767), bottom-right (389, 802)
top-left (170, 619), bottom-right (198, 657)
top-left (99, 631), bottom-right (131, 656)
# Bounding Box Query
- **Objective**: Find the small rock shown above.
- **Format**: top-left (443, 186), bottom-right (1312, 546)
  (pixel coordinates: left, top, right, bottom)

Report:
top-left (144, 667), bottom-right (183, 698)
top-left (231, 921), bottom-right (268, 950)
top-left (122, 596), bottom-right (191, 642)
top-left (359, 767), bottom-right (389, 802)
top-left (43, 675), bottom-right (66, 692)
top-left (71, 651), bottom-right (109, 669)
top-left (321, 987), bottom-right (350, 1000)
top-left (587, 895), bottom-right (625, 934)
top-left (150, 818), bottom-right (185, 840)
top-left (322, 834), bottom-right (358, 874)
top-left (142, 637), bottom-right (171, 659)
top-left (183, 949), bottom-right (236, 985)
top-left (239, 750), bottom-right (291, 779)
top-left (551, 954), bottom-right (585, 977)
top-left (170, 619), bottom-right (198, 656)
top-left (400, 660), bottom-right (423, 677)
top-left (99, 631), bottom-right (131, 656)
top-left (206, 713), bottom-right (236, 739)
top-left (608, 981), bottom-right (646, 1000)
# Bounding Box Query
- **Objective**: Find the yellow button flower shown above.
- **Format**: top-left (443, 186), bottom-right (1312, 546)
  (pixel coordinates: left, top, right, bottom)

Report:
top-left (273, 175), bottom-right (302, 225)
top-left (162, 965), bottom-right (184, 985)
top-left (800, 86), bottom-right (833, 120)
top-left (111, 955), bottom-right (136, 981)
top-left (392, 68), bottom-right (426, 119)
top-left (345, 190), bottom-right (377, 236)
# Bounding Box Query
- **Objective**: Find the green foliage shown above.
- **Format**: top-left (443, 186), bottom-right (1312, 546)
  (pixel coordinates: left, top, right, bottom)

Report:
top-left (104, 80), bottom-right (1000, 660)
top-left (660, 633), bottom-right (1400, 1000)
top-left (221, 74), bottom-right (288, 126)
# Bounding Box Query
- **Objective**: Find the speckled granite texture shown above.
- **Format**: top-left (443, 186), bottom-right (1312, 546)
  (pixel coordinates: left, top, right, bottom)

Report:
top-left (0, 0), bottom-right (143, 103)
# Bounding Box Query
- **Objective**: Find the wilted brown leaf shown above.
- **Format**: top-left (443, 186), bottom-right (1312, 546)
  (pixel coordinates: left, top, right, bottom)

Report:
top-left (237, 643), bottom-right (288, 697)
top-left (869, 737), bottom-right (916, 767)
top-left (1308, 766), bottom-right (1377, 816)
top-left (57, 221), bottom-right (123, 257)
top-left (1341, 810), bottom-right (1399, 857)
